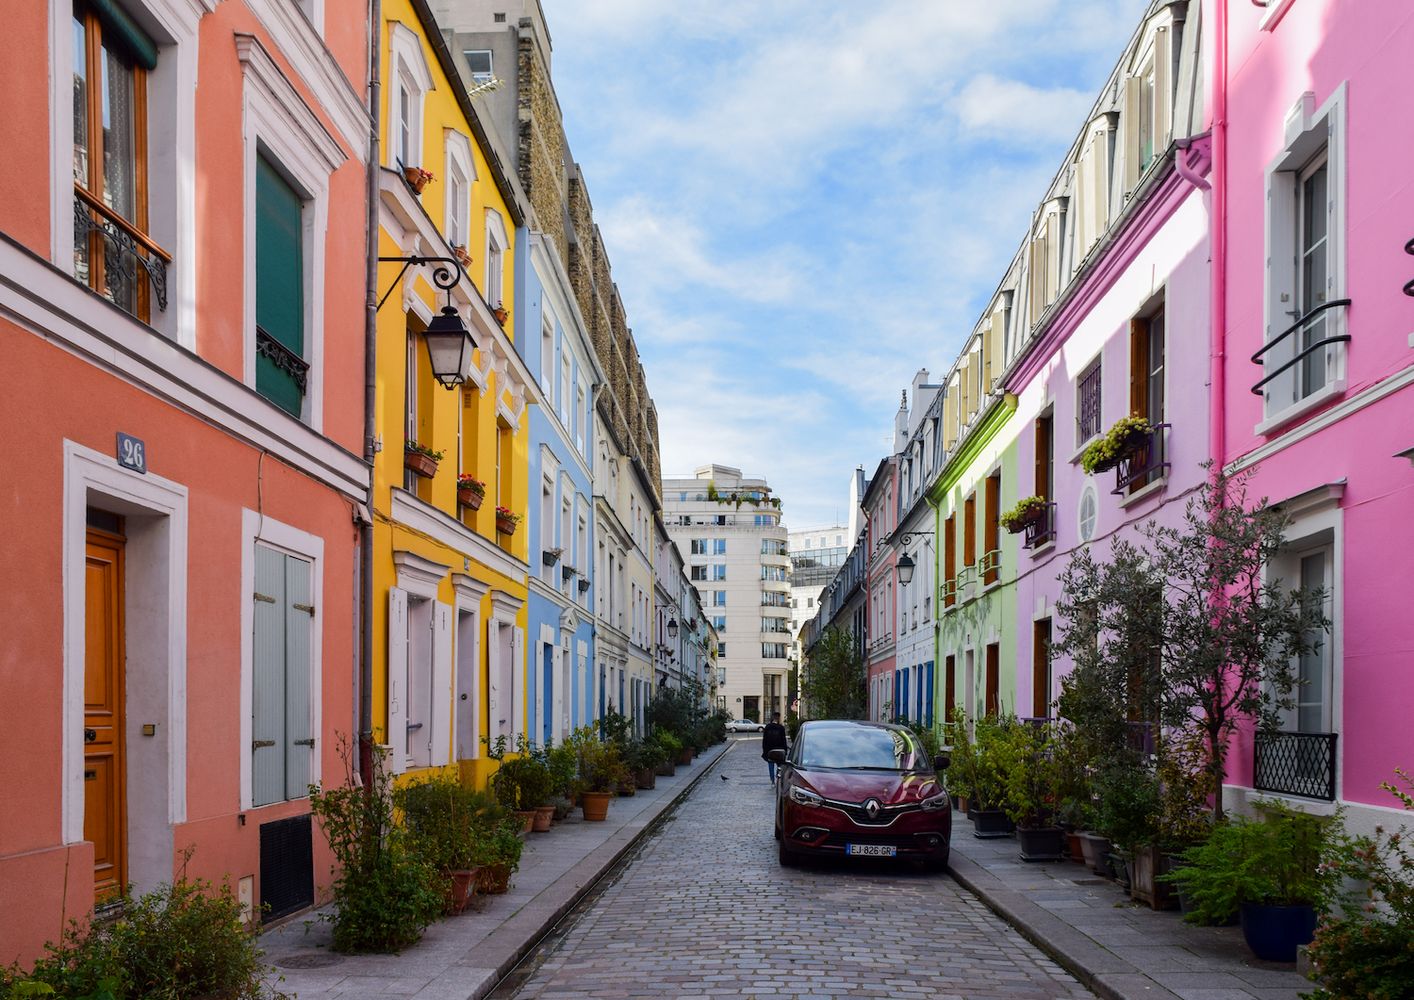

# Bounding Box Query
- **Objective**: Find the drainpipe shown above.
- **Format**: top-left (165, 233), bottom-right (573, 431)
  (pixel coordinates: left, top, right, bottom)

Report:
top-left (1209, 0), bottom-right (1229, 471)
top-left (358, 0), bottom-right (382, 789)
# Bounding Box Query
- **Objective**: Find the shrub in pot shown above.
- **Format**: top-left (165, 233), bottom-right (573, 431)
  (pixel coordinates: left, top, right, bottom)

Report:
top-left (394, 775), bottom-right (499, 913)
top-left (544, 741), bottom-right (580, 816)
top-left (998, 721), bottom-right (1064, 861)
top-left (1161, 800), bottom-right (1341, 960)
top-left (573, 727), bottom-right (629, 821)
top-left (470, 816), bottom-right (525, 895)
top-left (1150, 728), bottom-right (1216, 911)
top-left (1094, 759), bottom-right (1160, 888)
top-left (623, 738), bottom-right (659, 790)
top-left (653, 730), bottom-right (682, 775)
top-left (944, 708), bottom-right (975, 812)
top-left (969, 714), bottom-right (1017, 837)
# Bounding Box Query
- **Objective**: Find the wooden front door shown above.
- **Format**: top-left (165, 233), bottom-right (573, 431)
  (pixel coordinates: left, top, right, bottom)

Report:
top-left (85, 526), bottom-right (127, 901)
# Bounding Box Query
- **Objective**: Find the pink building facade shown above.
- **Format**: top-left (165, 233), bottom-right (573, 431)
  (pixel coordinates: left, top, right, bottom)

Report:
top-left (1217, 0), bottom-right (1414, 831)
top-left (861, 457), bottom-right (899, 721)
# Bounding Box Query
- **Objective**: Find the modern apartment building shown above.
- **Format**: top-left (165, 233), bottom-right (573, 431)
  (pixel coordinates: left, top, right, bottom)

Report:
top-left (787, 523), bottom-right (849, 655)
top-left (663, 465), bottom-right (788, 723)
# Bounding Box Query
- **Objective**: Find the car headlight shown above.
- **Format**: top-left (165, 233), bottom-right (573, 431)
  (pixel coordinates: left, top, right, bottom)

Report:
top-left (920, 787), bottom-right (950, 812)
top-left (788, 785), bottom-right (824, 807)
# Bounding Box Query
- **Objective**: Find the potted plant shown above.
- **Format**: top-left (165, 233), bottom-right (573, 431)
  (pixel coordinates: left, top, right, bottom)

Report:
top-left (1000, 495), bottom-right (1048, 535)
top-left (574, 727), bottom-right (628, 821)
top-left (394, 776), bottom-right (497, 914)
top-left (1080, 415), bottom-right (1153, 475)
top-left (451, 244), bottom-right (472, 268)
top-left (495, 506), bottom-right (521, 536)
top-left (544, 741), bottom-right (580, 820)
top-left (1093, 760), bottom-right (1159, 889)
top-left (653, 729), bottom-right (682, 775)
top-left (1147, 729), bottom-right (1215, 911)
top-left (969, 715), bottom-right (1017, 837)
top-left (457, 474), bottom-right (486, 510)
top-left (470, 815), bottom-right (524, 894)
top-left (405, 441), bottom-right (443, 479)
top-left (1161, 800), bottom-right (1341, 960)
top-left (624, 738), bottom-right (658, 790)
top-left (492, 301), bottom-right (509, 325)
top-left (402, 165), bottom-right (435, 193)
top-left (999, 722), bottom-right (1064, 861)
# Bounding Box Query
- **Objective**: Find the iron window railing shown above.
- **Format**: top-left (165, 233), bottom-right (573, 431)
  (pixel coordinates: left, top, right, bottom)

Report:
top-left (1023, 503), bottom-right (1057, 550)
top-left (1250, 299), bottom-right (1351, 396)
top-left (1113, 422), bottom-right (1171, 495)
top-left (1254, 730), bottom-right (1338, 801)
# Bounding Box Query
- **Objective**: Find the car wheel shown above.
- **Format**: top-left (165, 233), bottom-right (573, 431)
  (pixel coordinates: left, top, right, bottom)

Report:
top-left (778, 838), bottom-right (798, 868)
top-left (773, 804), bottom-right (782, 841)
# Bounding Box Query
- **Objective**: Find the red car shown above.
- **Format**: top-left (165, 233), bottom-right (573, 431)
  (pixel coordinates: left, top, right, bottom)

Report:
top-left (771, 720), bottom-right (951, 869)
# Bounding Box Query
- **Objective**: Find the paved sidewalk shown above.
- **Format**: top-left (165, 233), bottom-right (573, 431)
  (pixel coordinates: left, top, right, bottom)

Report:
top-left (947, 812), bottom-right (1315, 1000)
top-left (261, 741), bottom-right (735, 1000)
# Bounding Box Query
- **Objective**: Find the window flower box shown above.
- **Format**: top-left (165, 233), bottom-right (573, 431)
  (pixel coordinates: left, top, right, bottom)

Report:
top-left (456, 474), bottom-right (486, 509)
top-left (405, 441), bottom-right (444, 479)
top-left (403, 165), bottom-right (434, 194)
top-left (542, 548), bottom-right (562, 567)
top-left (495, 506), bottom-right (521, 536)
top-left (1081, 416), bottom-right (1153, 475)
top-left (1001, 496), bottom-right (1048, 535)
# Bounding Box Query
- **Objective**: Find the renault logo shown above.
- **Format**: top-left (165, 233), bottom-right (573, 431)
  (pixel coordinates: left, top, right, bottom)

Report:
top-left (863, 798), bottom-right (881, 819)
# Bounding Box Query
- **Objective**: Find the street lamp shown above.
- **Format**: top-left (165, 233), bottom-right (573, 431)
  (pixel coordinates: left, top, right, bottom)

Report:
top-left (377, 254), bottom-right (475, 389)
top-left (892, 532), bottom-right (932, 587)
top-left (667, 617), bottom-right (679, 639)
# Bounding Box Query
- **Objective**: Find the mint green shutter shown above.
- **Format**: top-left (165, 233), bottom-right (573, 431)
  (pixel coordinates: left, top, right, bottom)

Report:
top-left (252, 544), bottom-right (314, 806)
top-left (255, 154), bottom-right (305, 417)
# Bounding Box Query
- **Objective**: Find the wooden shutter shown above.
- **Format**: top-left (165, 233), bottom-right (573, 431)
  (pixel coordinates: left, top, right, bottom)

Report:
top-left (924, 662), bottom-right (935, 728)
top-left (387, 588), bottom-right (408, 774)
top-left (980, 328), bottom-right (991, 400)
top-left (283, 554), bottom-right (313, 800)
top-left (1123, 76), bottom-right (1143, 192)
top-left (1034, 417), bottom-right (1050, 501)
top-left (988, 303), bottom-right (1007, 388)
top-left (963, 495), bottom-right (976, 567)
top-left (430, 601), bottom-right (452, 767)
top-left (983, 475), bottom-right (1000, 585)
top-left (252, 545), bottom-right (286, 807)
top-left (943, 515), bottom-right (956, 606)
top-left (1033, 619), bottom-right (1051, 718)
top-left (944, 656), bottom-right (956, 720)
top-left (958, 356), bottom-right (971, 423)
top-left (1130, 318), bottom-right (1150, 418)
top-left (255, 155), bottom-right (305, 417)
top-left (985, 643), bottom-right (1000, 717)
top-left (1154, 28), bottom-right (1172, 149)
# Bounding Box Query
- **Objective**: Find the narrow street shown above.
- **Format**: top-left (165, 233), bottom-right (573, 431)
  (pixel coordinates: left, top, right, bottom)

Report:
top-left (494, 739), bottom-right (1092, 999)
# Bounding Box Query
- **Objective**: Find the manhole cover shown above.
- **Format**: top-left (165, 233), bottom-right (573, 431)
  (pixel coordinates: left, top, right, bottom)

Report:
top-left (275, 953), bottom-right (341, 969)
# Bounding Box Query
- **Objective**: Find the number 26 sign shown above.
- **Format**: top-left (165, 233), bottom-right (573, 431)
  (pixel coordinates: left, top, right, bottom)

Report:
top-left (116, 432), bottom-right (147, 474)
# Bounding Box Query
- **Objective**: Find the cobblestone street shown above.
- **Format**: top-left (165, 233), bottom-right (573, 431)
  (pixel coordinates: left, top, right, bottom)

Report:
top-left (497, 740), bottom-right (1092, 999)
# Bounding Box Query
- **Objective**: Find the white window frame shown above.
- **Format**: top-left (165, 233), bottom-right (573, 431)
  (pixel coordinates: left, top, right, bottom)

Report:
top-left (1073, 113), bottom-right (1116, 261)
top-left (237, 36), bottom-right (344, 432)
top-left (463, 48), bottom-right (493, 84)
top-left (443, 130), bottom-right (475, 252)
top-left (1123, 16), bottom-right (1172, 193)
top-left (49, 0), bottom-right (205, 348)
top-left (540, 308), bottom-right (556, 395)
top-left (452, 574), bottom-right (488, 761)
top-left (388, 22), bottom-right (433, 172)
top-left (1257, 85), bottom-right (1349, 435)
top-left (485, 209), bottom-right (508, 309)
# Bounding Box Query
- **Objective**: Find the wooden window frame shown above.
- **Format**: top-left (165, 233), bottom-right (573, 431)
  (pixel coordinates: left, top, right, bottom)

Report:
top-left (984, 642), bottom-right (1000, 718)
top-left (1032, 618), bottom-right (1052, 718)
top-left (983, 473), bottom-right (1001, 586)
top-left (944, 654), bottom-right (956, 721)
top-left (943, 514), bottom-right (956, 607)
top-left (1034, 412), bottom-right (1054, 502)
top-left (963, 494), bottom-right (977, 567)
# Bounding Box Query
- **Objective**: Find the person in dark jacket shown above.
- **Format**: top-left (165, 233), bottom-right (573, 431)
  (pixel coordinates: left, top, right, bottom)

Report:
top-left (762, 713), bottom-right (788, 783)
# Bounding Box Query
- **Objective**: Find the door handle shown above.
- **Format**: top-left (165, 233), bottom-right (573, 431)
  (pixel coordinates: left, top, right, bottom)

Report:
top-left (84, 728), bottom-right (97, 743)
top-left (252, 739), bottom-right (276, 749)
top-left (84, 769), bottom-right (97, 781)
top-left (293, 738), bottom-right (316, 748)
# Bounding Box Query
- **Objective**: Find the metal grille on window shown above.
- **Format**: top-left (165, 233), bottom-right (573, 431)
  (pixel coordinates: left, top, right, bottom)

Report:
top-left (1077, 361), bottom-right (1102, 442)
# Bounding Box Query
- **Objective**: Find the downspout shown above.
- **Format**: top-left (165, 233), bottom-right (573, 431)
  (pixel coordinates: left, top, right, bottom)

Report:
top-left (1210, 0), bottom-right (1229, 470)
top-left (359, 0), bottom-right (382, 789)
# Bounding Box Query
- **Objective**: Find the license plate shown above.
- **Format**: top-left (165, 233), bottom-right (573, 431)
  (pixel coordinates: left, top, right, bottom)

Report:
top-left (845, 844), bottom-right (897, 857)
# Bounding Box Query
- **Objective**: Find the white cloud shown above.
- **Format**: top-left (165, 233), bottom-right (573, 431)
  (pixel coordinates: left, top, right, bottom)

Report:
top-left (954, 75), bottom-right (1094, 143)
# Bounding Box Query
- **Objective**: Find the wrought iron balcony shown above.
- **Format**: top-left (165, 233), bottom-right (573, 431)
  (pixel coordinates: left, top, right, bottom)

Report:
top-left (1254, 730), bottom-right (1338, 801)
top-left (1023, 503), bottom-right (1057, 550)
top-left (1250, 299), bottom-right (1351, 396)
top-left (1113, 423), bottom-right (1170, 496)
top-left (74, 191), bottom-right (170, 319)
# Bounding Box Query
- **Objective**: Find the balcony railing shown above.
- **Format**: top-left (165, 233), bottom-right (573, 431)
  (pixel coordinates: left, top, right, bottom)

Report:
top-left (74, 190), bottom-right (171, 319)
top-left (1023, 502), bottom-right (1057, 550)
top-left (1113, 423), bottom-right (1170, 495)
top-left (1250, 299), bottom-right (1351, 396)
top-left (1254, 731), bottom-right (1338, 801)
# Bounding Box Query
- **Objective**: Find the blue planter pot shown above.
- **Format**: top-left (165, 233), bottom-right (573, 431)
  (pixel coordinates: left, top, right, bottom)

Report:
top-left (1239, 902), bottom-right (1317, 963)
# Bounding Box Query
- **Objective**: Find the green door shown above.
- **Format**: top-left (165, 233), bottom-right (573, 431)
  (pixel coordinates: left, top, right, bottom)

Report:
top-left (255, 154), bottom-right (305, 418)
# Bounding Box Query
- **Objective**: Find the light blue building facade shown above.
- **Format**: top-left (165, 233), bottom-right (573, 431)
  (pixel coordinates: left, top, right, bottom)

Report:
top-left (515, 231), bottom-right (600, 746)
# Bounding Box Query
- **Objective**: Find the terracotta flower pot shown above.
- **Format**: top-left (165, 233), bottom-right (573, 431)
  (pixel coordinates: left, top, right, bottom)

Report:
top-left (403, 165), bottom-right (431, 193)
top-left (581, 790), bottom-right (612, 821)
top-left (405, 451), bottom-right (439, 478)
top-left (452, 245), bottom-right (472, 268)
top-left (1066, 831), bottom-right (1085, 863)
top-left (496, 515), bottom-right (517, 535)
top-left (676, 749), bottom-right (693, 766)
top-left (656, 760), bottom-right (676, 777)
top-left (444, 867), bottom-right (479, 914)
top-left (515, 809), bottom-right (536, 833)
top-left (492, 306), bottom-right (509, 325)
top-left (476, 864), bottom-right (512, 895)
top-left (458, 487), bottom-right (484, 509)
top-left (532, 805), bottom-right (554, 833)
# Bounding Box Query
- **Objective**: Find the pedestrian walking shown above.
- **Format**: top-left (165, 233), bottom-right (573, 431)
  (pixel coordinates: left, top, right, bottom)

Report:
top-left (762, 712), bottom-right (787, 783)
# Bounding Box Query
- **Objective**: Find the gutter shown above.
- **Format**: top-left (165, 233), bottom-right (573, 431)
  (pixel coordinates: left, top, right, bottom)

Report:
top-left (359, 0), bottom-right (382, 787)
top-left (1210, 0), bottom-right (1229, 470)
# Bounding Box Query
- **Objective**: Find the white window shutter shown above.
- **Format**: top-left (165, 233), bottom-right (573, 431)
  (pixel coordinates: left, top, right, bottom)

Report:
top-left (511, 627), bottom-right (525, 739)
top-left (387, 587), bottom-right (409, 774)
top-left (1154, 28), bottom-right (1172, 150)
top-left (252, 545), bottom-right (286, 807)
top-left (283, 554), bottom-right (314, 800)
top-left (1094, 124), bottom-right (1111, 234)
top-left (1123, 75), bottom-right (1142, 192)
top-left (430, 601), bottom-right (452, 767)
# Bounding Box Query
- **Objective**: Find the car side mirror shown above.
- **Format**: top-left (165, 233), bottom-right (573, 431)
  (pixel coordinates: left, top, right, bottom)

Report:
top-left (932, 752), bottom-right (951, 771)
top-left (767, 748), bottom-right (787, 765)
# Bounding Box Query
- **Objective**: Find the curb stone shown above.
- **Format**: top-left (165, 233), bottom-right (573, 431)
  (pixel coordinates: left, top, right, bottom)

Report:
top-left (946, 848), bottom-right (1183, 1000)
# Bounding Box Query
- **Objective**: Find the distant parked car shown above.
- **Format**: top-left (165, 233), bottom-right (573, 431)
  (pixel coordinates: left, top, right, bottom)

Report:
top-left (771, 719), bottom-right (951, 870)
top-left (726, 719), bottom-right (765, 733)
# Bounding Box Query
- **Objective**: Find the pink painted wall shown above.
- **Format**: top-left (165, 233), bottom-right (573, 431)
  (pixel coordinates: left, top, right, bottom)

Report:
top-left (863, 459), bottom-right (898, 718)
top-left (1220, 0), bottom-right (1414, 808)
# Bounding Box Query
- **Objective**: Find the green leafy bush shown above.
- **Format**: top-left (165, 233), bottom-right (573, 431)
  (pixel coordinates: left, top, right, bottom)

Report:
top-left (1094, 761), bottom-right (1160, 853)
top-left (308, 743), bottom-right (442, 952)
top-left (1000, 495), bottom-right (1047, 533)
top-left (469, 816), bottom-right (524, 874)
top-left (996, 722), bottom-right (1060, 829)
top-left (944, 709), bottom-right (975, 803)
top-left (572, 727), bottom-right (630, 793)
top-left (653, 728), bottom-right (683, 762)
top-left (394, 775), bottom-right (504, 872)
top-left (1, 874), bottom-right (284, 1000)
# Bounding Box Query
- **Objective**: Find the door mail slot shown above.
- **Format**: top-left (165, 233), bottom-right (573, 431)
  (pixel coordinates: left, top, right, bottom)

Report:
top-left (84, 769), bottom-right (97, 781)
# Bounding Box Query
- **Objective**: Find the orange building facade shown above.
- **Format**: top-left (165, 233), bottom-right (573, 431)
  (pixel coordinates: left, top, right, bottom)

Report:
top-left (0, 0), bottom-right (370, 963)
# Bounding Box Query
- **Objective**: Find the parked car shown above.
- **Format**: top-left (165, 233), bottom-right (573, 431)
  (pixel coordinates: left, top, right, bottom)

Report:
top-left (771, 719), bottom-right (950, 870)
top-left (726, 718), bottom-right (764, 733)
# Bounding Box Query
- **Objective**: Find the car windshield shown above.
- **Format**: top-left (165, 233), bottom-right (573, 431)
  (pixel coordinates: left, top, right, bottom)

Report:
top-left (796, 724), bottom-right (928, 771)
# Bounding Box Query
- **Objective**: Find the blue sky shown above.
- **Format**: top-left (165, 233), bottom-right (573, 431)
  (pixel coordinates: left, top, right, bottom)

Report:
top-left (543, 0), bottom-right (1143, 528)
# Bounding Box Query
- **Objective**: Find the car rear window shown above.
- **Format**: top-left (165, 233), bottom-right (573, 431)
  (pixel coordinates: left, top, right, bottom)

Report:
top-left (797, 725), bottom-right (927, 771)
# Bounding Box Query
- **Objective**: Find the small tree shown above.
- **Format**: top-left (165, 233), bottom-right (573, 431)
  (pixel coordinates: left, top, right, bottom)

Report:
top-left (1054, 469), bottom-right (1328, 821)
top-left (800, 625), bottom-right (867, 720)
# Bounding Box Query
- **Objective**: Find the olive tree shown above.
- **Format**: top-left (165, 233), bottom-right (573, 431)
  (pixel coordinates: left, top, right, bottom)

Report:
top-left (800, 625), bottom-right (868, 720)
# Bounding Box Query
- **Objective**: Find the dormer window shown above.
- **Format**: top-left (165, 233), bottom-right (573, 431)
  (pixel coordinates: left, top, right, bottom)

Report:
top-left (1123, 18), bottom-right (1173, 191)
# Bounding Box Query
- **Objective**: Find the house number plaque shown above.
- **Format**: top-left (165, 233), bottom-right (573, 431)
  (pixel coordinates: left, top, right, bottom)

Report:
top-left (116, 432), bottom-right (147, 474)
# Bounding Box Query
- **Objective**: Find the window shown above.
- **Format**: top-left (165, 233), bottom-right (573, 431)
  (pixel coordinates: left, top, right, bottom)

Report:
top-left (540, 479), bottom-right (555, 582)
top-left (388, 24), bottom-right (431, 172)
top-left (1035, 412), bottom-right (1054, 502)
top-left (963, 494), bottom-right (976, 567)
top-left (575, 380), bottom-right (586, 452)
top-left (485, 210), bottom-right (507, 310)
top-left (254, 154), bottom-right (307, 417)
top-left (983, 473), bottom-right (1000, 586)
top-left (1074, 115), bottom-right (1116, 259)
top-left (72, 1), bottom-right (166, 322)
top-left (717, 643), bottom-right (726, 657)
top-left (712, 615), bottom-right (726, 631)
top-left (1123, 24), bottom-right (1171, 189)
top-left (690, 565), bottom-right (708, 581)
top-left (387, 588), bottom-right (453, 773)
top-left (558, 352), bottom-right (571, 424)
top-left (710, 564), bottom-right (727, 581)
top-left (1128, 305), bottom-right (1166, 491)
top-left (496, 419), bottom-right (511, 510)
top-left (943, 514), bottom-right (956, 608)
top-left (443, 132), bottom-right (473, 252)
top-left (762, 643), bottom-right (788, 659)
top-left (944, 655), bottom-right (956, 721)
top-left (1032, 619), bottom-right (1052, 718)
top-left (1028, 201), bottom-right (1065, 317)
top-left (1076, 357), bottom-right (1102, 444)
top-left (251, 544), bottom-right (315, 805)
top-left (690, 539), bottom-right (707, 555)
top-left (712, 591), bottom-right (727, 607)
top-left (985, 643), bottom-right (1000, 717)
top-left (1078, 485), bottom-right (1098, 542)
top-left (712, 539), bottom-right (727, 555)
top-left (540, 313), bottom-right (555, 394)
top-left (463, 49), bottom-right (492, 84)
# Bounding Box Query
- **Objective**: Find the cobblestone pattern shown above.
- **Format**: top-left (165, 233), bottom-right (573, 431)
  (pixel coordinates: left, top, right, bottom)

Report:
top-left (506, 744), bottom-right (1093, 999)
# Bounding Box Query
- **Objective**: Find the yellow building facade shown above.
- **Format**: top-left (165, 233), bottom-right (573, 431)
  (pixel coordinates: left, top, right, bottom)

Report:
top-left (373, 0), bottom-right (540, 789)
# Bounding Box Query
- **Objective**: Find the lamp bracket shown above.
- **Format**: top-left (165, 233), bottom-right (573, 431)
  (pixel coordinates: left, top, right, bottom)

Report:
top-left (892, 531), bottom-right (933, 547)
top-left (377, 254), bottom-right (464, 312)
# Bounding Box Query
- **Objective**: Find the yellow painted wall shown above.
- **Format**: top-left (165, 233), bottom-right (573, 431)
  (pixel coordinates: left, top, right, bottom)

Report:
top-left (372, 0), bottom-right (529, 790)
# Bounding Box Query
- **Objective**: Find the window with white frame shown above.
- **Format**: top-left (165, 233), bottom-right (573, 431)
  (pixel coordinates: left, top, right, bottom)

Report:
top-left (443, 131), bottom-right (473, 252)
top-left (540, 311), bottom-right (555, 393)
top-left (1259, 86), bottom-right (1347, 425)
top-left (485, 209), bottom-right (507, 310)
top-left (540, 476), bottom-right (555, 582)
top-left (559, 352), bottom-right (571, 424)
top-left (388, 23), bottom-right (432, 172)
top-left (560, 493), bottom-right (572, 591)
top-left (1123, 20), bottom-right (1172, 190)
top-left (1028, 199), bottom-right (1066, 319)
top-left (1076, 356), bottom-right (1103, 445)
top-left (575, 379), bottom-right (587, 453)
top-left (1074, 114), bottom-right (1116, 260)
top-left (463, 48), bottom-right (492, 84)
